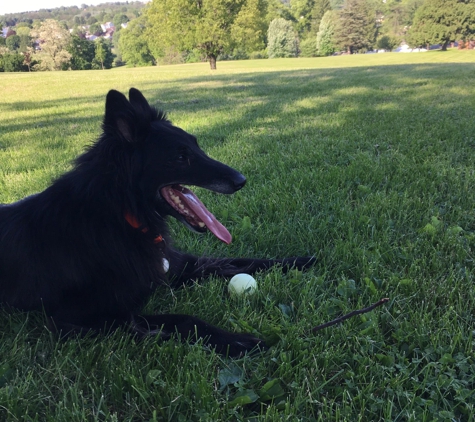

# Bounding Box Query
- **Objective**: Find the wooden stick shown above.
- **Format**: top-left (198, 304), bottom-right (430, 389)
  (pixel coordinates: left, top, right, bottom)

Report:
top-left (312, 297), bottom-right (389, 333)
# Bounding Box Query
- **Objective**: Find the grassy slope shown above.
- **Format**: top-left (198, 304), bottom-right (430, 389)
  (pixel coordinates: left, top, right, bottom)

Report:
top-left (0, 51), bottom-right (475, 421)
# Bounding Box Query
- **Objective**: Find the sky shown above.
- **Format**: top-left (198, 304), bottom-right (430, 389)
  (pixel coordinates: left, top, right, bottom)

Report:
top-left (0, 0), bottom-right (110, 16)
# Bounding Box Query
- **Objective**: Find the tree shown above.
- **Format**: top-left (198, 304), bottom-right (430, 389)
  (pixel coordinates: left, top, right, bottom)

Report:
top-left (74, 15), bottom-right (85, 25)
top-left (112, 28), bottom-right (123, 65)
top-left (299, 37), bottom-right (318, 56)
top-left (266, 0), bottom-right (294, 22)
top-left (330, 0), bottom-right (345, 9)
top-left (92, 38), bottom-right (114, 69)
top-left (22, 47), bottom-right (36, 71)
top-left (119, 16), bottom-right (155, 67)
top-left (333, 0), bottom-right (376, 53)
top-left (6, 35), bottom-right (21, 51)
top-left (310, 0), bottom-right (332, 34)
top-left (113, 13), bottom-right (129, 28)
top-left (146, 0), bottom-right (265, 69)
top-left (0, 47), bottom-right (26, 72)
top-left (378, 0), bottom-right (424, 38)
top-left (376, 34), bottom-right (400, 51)
top-left (19, 34), bottom-right (33, 52)
top-left (267, 18), bottom-right (299, 58)
top-left (89, 22), bottom-right (103, 36)
top-left (291, 0), bottom-right (316, 36)
top-left (31, 19), bottom-right (72, 71)
top-left (316, 9), bottom-right (338, 55)
top-left (407, 0), bottom-right (475, 50)
top-left (15, 22), bottom-right (31, 30)
top-left (68, 35), bottom-right (95, 69)
top-left (15, 26), bottom-right (31, 37)
top-left (230, 0), bottom-right (268, 54)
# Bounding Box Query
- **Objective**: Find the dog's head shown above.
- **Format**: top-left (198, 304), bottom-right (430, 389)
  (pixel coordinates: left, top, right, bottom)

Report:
top-left (101, 88), bottom-right (246, 244)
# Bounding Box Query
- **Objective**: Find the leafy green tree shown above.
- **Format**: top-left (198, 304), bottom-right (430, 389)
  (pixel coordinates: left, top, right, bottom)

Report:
top-left (74, 15), bottom-right (85, 25)
top-left (267, 18), bottom-right (299, 58)
top-left (310, 0), bottom-right (332, 34)
top-left (19, 34), bottom-right (33, 52)
top-left (146, 0), bottom-right (265, 69)
top-left (68, 35), bottom-right (95, 69)
top-left (113, 13), bottom-right (129, 28)
top-left (0, 47), bottom-right (7, 71)
top-left (89, 23), bottom-right (103, 36)
top-left (333, 0), bottom-right (376, 53)
top-left (379, 0), bottom-right (424, 38)
top-left (15, 26), bottom-right (31, 37)
top-left (111, 28), bottom-right (123, 66)
top-left (330, 0), bottom-right (345, 8)
top-left (407, 0), bottom-right (475, 49)
top-left (92, 38), bottom-right (114, 69)
top-left (376, 34), bottom-right (400, 51)
top-left (31, 19), bottom-right (72, 71)
top-left (6, 35), bottom-right (21, 51)
top-left (299, 37), bottom-right (318, 56)
top-left (316, 9), bottom-right (337, 55)
top-left (15, 22), bottom-right (31, 30)
top-left (291, 0), bottom-right (316, 36)
top-left (0, 47), bottom-right (26, 72)
top-left (230, 0), bottom-right (268, 54)
top-left (4, 54), bottom-right (25, 71)
top-left (119, 16), bottom-right (155, 67)
top-left (22, 47), bottom-right (36, 71)
top-left (266, 0), bottom-right (294, 22)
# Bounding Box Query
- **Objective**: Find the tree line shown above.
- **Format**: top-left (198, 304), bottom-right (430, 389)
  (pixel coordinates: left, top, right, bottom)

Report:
top-left (1, 0), bottom-right (475, 72)
top-left (0, 2), bottom-right (144, 72)
top-left (0, 2), bottom-right (145, 28)
top-left (0, 19), bottom-right (114, 72)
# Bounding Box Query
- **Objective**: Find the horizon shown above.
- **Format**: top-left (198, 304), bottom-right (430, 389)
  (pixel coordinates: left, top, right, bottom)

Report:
top-left (0, 0), bottom-right (143, 16)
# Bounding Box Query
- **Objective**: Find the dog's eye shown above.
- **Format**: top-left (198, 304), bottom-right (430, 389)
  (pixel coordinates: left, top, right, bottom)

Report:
top-left (177, 152), bottom-right (188, 162)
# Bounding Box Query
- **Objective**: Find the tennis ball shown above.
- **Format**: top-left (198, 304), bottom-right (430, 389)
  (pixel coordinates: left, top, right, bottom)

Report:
top-left (228, 274), bottom-right (257, 295)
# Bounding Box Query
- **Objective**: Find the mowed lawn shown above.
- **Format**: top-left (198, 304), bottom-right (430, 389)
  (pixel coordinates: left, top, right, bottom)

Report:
top-left (1, 51), bottom-right (475, 421)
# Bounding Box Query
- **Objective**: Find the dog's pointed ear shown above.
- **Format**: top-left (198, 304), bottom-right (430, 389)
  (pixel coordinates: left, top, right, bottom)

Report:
top-left (129, 88), bottom-right (152, 119)
top-left (103, 89), bottom-right (136, 143)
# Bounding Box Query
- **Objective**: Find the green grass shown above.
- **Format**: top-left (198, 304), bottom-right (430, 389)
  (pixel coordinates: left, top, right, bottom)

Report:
top-left (1, 51), bottom-right (475, 421)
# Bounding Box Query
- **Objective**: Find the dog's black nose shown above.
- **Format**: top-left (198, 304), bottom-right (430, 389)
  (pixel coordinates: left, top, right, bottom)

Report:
top-left (234, 174), bottom-right (246, 190)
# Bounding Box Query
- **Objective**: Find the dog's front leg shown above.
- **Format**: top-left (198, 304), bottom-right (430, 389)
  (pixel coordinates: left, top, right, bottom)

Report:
top-left (168, 249), bottom-right (315, 285)
top-left (131, 313), bottom-right (265, 356)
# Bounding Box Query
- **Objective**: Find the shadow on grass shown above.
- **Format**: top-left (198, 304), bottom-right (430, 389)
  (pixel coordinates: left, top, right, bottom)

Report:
top-left (1, 62), bottom-right (473, 143)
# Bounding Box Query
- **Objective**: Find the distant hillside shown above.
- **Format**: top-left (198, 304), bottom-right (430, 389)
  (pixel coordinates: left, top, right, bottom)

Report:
top-left (0, 2), bottom-right (147, 28)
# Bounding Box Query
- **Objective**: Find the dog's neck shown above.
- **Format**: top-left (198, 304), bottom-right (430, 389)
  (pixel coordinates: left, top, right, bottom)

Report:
top-left (124, 212), bottom-right (163, 244)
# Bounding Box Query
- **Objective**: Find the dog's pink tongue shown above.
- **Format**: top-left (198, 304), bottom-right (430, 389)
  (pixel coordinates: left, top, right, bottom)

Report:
top-left (180, 189), bottom-right (232, 244)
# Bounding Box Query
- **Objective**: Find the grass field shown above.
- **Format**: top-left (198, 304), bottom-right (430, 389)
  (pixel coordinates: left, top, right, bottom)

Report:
top-left (1, 51), bottom-right (475, 421)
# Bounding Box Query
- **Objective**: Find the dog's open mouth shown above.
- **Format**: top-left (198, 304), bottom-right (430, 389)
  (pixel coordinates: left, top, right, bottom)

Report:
top-left (160, 185), bottom-right (232, 244)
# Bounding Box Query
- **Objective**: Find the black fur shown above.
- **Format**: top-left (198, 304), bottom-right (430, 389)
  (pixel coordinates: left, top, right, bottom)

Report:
top-left (0, 88), bottom-right (314, 356)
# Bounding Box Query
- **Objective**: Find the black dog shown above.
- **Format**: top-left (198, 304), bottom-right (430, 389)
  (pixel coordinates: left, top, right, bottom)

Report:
top-left (0, 88), bottom-right (313, 356)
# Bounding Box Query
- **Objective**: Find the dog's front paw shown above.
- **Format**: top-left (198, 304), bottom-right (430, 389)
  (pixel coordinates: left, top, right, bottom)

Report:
top-left (212, 332), bottom-right (267, 357)
top-left (282, 256), bottom-right (316, 271)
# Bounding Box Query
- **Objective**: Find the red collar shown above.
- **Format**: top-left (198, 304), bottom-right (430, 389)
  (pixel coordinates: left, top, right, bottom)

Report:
top-left (125, 212), bottom-right (163, 244)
